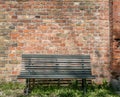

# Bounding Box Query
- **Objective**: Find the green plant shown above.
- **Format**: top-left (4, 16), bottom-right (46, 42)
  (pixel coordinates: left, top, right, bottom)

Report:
top-left (0, 82), bottom-right (24, 90)
top-left (69, 80), bottom-right (78, 89)
top-left (0, 82), bottom-right (119, 97)
top-left (101, 79), bottom-right (109, 89)
top-left (58, 91), bottom-right (75, 97)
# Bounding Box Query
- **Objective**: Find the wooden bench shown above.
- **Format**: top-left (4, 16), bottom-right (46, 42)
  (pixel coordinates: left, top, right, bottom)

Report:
top-left (17, 54), bottom-right (95, 95)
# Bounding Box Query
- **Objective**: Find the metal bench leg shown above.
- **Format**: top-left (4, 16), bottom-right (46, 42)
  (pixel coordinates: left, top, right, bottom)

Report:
top-left (76, 80), bottom-right (78, 88)
top-left (58, 79), bottom-right (60, 87)
top-left (82, 79), bottom-right (87, 95)
top-left (24, 78), bottom-right (30, 95)
top-left (32, 79), bottom-right (35, 88)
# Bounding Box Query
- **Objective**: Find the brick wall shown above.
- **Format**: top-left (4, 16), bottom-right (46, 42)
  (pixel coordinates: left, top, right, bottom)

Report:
top-left (0, 0), bottom-right (110, 83)
top-left (112, 0), bottom-right (120, 78)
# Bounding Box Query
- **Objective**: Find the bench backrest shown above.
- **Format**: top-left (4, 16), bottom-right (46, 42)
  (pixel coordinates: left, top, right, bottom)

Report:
top-left (19, 54), bottom-right (93, 79)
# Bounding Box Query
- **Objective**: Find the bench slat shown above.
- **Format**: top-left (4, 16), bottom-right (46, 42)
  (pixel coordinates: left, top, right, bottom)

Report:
top-left (23, 61), bottom-right (90, 63)
top-left (23, 64), bottom-right (90, 66)
top-left (18, 75), bottom-right (95, 79)
top-left (21, 69), bottom-right (91, 72)
top-left (20, 72), bottom-right (92, 76)
top-left (25, 65), bottom-right (91, 69)
top-left (22, 54), bottom-right (90, 59)
top-left (22, 60), bottom-right (90, 63)
top-left (20, 69), bottom-right (92, 73)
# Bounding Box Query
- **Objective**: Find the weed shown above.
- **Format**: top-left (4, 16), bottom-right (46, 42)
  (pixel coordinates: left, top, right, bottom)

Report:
top-left (0, 81), bottom-right (119, 97)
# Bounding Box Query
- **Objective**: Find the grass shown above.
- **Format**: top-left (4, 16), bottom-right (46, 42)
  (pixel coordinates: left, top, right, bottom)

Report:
top-left (0, 81), bottom-right (119, 97)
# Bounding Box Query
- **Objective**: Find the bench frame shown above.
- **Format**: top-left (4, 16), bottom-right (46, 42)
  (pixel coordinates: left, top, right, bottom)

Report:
top-left (17, 54), bottom-right (95, 95)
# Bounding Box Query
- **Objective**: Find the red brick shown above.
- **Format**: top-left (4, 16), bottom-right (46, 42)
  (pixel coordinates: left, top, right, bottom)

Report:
top-left (11, 33), bottom-right (19, 39)
top-left (12, 71), bottom-right (18, 75)
top-left (23, 29), bottom-right (30, 33)
top-left (12, 16), bottom-right (17, 19)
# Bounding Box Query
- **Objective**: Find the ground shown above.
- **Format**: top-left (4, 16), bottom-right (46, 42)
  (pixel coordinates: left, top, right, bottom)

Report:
top-left (0, 82), bottom-right (120, 97)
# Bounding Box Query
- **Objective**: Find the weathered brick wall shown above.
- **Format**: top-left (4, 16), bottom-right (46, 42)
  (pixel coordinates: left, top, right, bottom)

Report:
top-left (0, 0), bottom-right (110, 83)
top-left (112, 0), bottom-right (120, 78)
